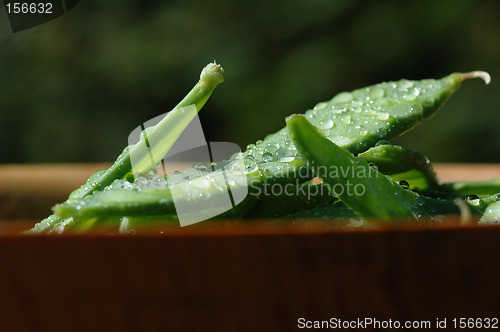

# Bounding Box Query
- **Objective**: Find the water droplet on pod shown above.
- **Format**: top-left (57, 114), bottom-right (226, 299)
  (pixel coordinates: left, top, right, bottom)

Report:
top-left (375, 140), bottom-right (391, 146)
top-left (318, 119), bottom-right (334, 130)
top-left (275, 148), bottom-right (295, 162)
top-left (332, 92), bottom-right (353, 103)
top-left (398, 180), bottom-right (410, 190)
top-left (262, 152), bottom-right (274, 163)
top-left (378, 112), bottom-right (389, 120)
top-left (466, 194), bottom-right (480, 205)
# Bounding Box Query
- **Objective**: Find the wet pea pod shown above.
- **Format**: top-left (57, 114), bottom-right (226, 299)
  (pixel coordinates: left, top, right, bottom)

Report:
top-left (286, 115), bottom-right (483, 220)
top-left (358, 142), bottom-right (439, 191)
top-left (28, 63), bottom-right (225, 234)
top-left (243, 71), bottom-right (490, 161)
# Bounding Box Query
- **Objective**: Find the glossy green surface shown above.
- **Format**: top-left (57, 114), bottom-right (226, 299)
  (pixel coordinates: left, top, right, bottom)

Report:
top-left (286, 115), bottom-right (479, 220)
top-left (479, 201), bottom-right (500, 225)
top-left (29, 70), bottom-right (494, 233)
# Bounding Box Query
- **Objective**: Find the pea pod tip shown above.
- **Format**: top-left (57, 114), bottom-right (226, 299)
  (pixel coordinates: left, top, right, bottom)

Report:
top-left (200, 61), bottom-right (224, 85)
top-left (457, 71), bottom-right (491, 85)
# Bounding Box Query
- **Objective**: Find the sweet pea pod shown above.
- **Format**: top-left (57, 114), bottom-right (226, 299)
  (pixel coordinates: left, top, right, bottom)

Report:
top-left (27, 62), bottom-right (224, 233)
top-left (286, 115), bottom-right (482, 220)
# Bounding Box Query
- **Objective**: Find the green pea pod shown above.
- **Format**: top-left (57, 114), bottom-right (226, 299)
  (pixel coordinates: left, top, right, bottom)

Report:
top-left (286, 114), bottom-right (482, 220)
top-left (27, 62), bottom-right (224, 234)
top-left (244, 71), bottom-right (490, 159)
top-left (358, 143), bottom-right (439, 191)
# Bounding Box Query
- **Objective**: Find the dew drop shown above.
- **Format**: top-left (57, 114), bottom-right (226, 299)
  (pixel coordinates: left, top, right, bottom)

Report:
top-left (374, 97), bottom-right (389, 106)
top-left (369, 88), bottom-right (385, 99)
top-left (193, 162), bottom-right (208, 173)
top-left (377, 112), bottom-right (389, 120)
top-left (466, 194), bottom-right (479, 201)
top-left (185, 167), bottom-right (202, 178)
top-left (314, 102), bottom-right (327, 110)
top-left (318, 119), bottom-right (334, 130)
top-left (262, 152), bottom-right (274, 163)
top-left (275, 148), bottom-right (295, 162)
top-left (399, 79), bottom-right (414, 89)
top-left (246, 143), bottom-right (256, 150)
top-left (332, 92), bottom-right (353, 103)
top-left (415, 195), bottom-right (426, 206)
top-left (375, 140), bottom-right (391, 146)
top-left (403, 94), bottom-right (416, 101)
top-left (245, 160), bottom-right (257, 173)
top-left (466, 194), bottom-right (480, 206)
top-left (263, 144), bottom-right (279, 155)
top-left (398, 180), bottom-right (410, 190)
top-left (352, 100), bottom-right (363, 107)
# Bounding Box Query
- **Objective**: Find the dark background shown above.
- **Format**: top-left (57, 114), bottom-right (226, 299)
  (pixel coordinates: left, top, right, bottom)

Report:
top-left (0, 0), bottom-right (499, 164)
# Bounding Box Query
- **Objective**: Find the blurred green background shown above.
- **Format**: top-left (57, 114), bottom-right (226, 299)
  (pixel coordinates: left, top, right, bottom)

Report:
top-left (0, 0), bottom-right (499, 164)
